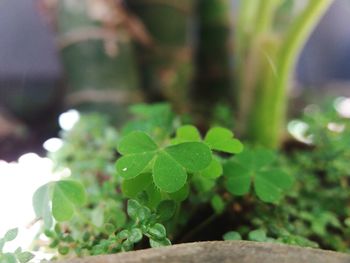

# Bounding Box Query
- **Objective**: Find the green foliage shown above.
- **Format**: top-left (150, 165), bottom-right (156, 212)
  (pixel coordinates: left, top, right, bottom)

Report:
top-left (0, 229), bottom-right (34, 263)
top-left (117, 124), bottom-right (244, 211)
top-left (223, 231), bottom-right (242, 241)
top-left (224, 149), bottom-right (294, 203)
top-left (33, 180), bottom-right (87, 224)
top-left (29, 101), bottom-right (350, 259)
top-left (116, 131), bottom-right (212, 193)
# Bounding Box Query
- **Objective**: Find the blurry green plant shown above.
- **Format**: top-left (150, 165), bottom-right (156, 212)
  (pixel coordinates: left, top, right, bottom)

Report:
top-left (235, 0), bottom-right (334, 148)
top-left (223, 99), bottom-right (350, 252)
top-left (0, 228), bottom-right (34, 263)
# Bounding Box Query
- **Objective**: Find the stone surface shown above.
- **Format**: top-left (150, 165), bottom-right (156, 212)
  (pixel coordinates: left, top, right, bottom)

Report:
top-left (60, 241), bottom-right (350, 263)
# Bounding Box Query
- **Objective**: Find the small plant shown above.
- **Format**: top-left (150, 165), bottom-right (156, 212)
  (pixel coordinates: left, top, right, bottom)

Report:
top-left (0, 228), bottom-right (34, 263)
top-left (224, 148), bottom-right (293, 203)
top-left (30, 104), bottom-right (298, 260)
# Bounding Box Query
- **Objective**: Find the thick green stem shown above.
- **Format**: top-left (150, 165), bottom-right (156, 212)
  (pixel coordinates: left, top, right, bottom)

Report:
top-left (270, 0), bottom-right (335, 145)
top-left (237, 0), bottom-right (333, 148)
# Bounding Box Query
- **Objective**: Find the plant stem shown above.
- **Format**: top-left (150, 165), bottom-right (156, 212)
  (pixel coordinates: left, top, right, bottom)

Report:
top-left (270, 0), bottom-right (335, 146)
top-left (237, 0), bottom-right (334, 148)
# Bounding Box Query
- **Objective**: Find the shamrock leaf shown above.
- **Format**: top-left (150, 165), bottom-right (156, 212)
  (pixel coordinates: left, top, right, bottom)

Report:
top-left (171, 125), bottom-right (201, 144)
top-left (204, 127), bottom-right (243, 154)
top-left (32, 183), bottom-right (53, 228)
top-left (116, 131), bottom-right (212, 193)
top-left (200, 157), bottom-right (223, 179)
top-left (156, 200), bottom-right (177, 221)
top-left (116, 132), bottom-right (158, 179)
top-left (224, 149), bottom-right (294, 203)
top-left (122, 173), bottom-right (153, 199)
top-left (33, 180), bottom-right (87, 223)
top-left (52, 180), bottom-right (87, 221)
top-left (254, 169), bottom-right (294, 203)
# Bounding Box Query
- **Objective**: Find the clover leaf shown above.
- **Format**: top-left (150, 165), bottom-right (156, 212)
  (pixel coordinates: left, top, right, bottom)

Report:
top-left (224, 149), bottom-right (294, 203)
top-left (170, 126), bottom-right (243, 180)
top-left (116, 131), bottom-right (158, 179)
top-left (171, 125), bottom-right (201, 144)
top-left (204, 127), bottom-right (243, 154)
top-left (33, 180), bottom-right (87, 223)
top-left (153, 142), bottom-right (212, 192)
top-left (116, 131), bottom-right (212, 193)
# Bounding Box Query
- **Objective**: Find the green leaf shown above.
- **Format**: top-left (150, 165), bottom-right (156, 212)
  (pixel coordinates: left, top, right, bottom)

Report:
top-left (17, 252), bottom-right (35, 263)
top-left (4, 228), bottom-right (18, 242)
top-left (0, 239), bottom-right (5, 252)
top-left (91, 206), bottom-right (104, 227)
top-left (148, 223), bottom-right (166, 239)
top-left (223, 231), bottom-right (242, 241)
top-left (58, 246), bottom-right (70, 255)
top-left (127, 200), bottom-right (141, 220)
top-left (165, 142), bottom-right (212, 172)
top-left (116, 132), bottom-right (158, 179)
top-left (117, 230), bottom-right (129, 240)
top-left (200, 157), bottom-right (223, 179)
top-left (144, 184), bottom-right (162, 208)
top-left (156, 200), bottom-right (177, 221)
top-left (224, 149), bottom-right (294, 203)
top-left (224, 161), bottom-right (251, 196)
top-left (153, 151), bottom-right (187, 193)
top-left (55, 180), bottom-right (86, 206)
top-left (192, 175), bottom-right (216, 192)
top-left (14, 247), bottom-right (22, 254)
top-left (248, 229), bottom-right (267, 242)
top-left (252, 149), bottom-right (276, 169)
top-left (121, 173), bottom-right (152, 198)
top-left (149, 238), bottom-right (171, 248)
top-left (52, 180), bottom-right (87, 221)
top-left (136, 206), bottom-right (151, 222)
top-left (205, 127), bottom-right (243, 154)
top-left (168, 183), bottom-right (189, 202)
top-left (104, 223), bottom-right (116, 235)
top-left (118, 131), bottom-right (158, 155)
top-left (1, 253), bottom-right (16, 263)
top-left (211, 195), bottom-right (225, 214)
top-left (235, 149), bottom-right (275, 170)
top-left (32, 183), bottom-right (53, 228)
top-left (172, 125), bottom-right (201, 144)
top-left (254, 169), bottom-right (294, 203)
top-left (116, 153), bottom-right (155, 179)
top-left (128, 228), bottom-right (143, 243)
top-left (114, 209), bottom-right (127, 228)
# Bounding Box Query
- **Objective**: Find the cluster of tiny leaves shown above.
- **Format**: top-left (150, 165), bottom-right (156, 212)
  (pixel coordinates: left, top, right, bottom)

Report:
top-left (224, 148), bottom-right (294, 203)
top-left (44, 199), bottom-right (171, 257)
top-left (0, 228), bottom-right (34, 263)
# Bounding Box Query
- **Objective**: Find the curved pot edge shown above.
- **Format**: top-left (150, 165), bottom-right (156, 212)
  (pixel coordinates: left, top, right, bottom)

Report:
top-left (59, 240), bottom-right (350, 263)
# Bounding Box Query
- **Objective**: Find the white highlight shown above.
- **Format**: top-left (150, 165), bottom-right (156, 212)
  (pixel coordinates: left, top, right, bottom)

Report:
top-left (334, 97), bottom-right (350, 118)
top-left (43, 138), bottom-right (63, 152)
top-left (327, 122), bottom-right (345, 133)
top-left (287, 120), bottom-right (313, 144)
top-left (58, 109), bottom-right (80, 131)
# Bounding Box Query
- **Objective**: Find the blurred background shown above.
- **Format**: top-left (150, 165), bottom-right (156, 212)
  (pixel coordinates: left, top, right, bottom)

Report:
top-left (0, 0), bottom-right (350, 253)
top-left (1, 0), bottom-right (350, 161)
